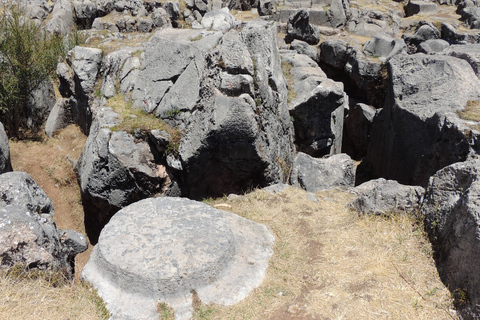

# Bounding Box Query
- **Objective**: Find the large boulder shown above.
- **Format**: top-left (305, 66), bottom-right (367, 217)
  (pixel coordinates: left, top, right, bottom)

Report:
top-left (82, 197), bottom-right (274, 320)
top-left (176, 21), bottom-right (295, 199)
top-left (365, 54), bottom-right (480, 187)
top-left (44, 0), bottom-right (75, 35)
top-left (349, 178), bottom-right (425, 216)
top-left (343, 103), bottom-right (376, 160)
top-left (0, 122), bottom-right (12, 174)
top-left (281, 51), bottom-right (345, 157)
top-left (0, 172), bottom-right (87, 278)
top-left (285, 9), bottom-right (320, 45)
top-left (75, 109), bottom-right (175, 243)
top-left (443, 44), bottom-right (480, 79)
top-left (290, 152), bottom-right (356, 192)
top-left (420, 158), bottom-right (480, 318)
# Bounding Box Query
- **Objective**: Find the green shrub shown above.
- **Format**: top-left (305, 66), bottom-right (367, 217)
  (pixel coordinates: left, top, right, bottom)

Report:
top-left (0, 4), bottom-right (66, 138)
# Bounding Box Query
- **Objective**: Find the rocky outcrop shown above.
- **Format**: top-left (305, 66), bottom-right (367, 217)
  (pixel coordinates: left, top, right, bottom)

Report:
top-left (343, 103), bottom-right (376, 160)
top-left (0, 122), bottom-right (12, 174)
top-left (82, 197), bottom-right (274, 320)
top-left (0, 172), bottom-right (87, 278)
top-left (175, 21), bottom-right (296, 199)
top-left (319, 38), bottom-right (389, 106)
top-left (420, 159), bottom-right (480, 318)
top-left (281, 51), bottom-right (346, 157)
top-left (365, 54), bottom-right (480, 187)
top-left (290, 152), bottom-right (356, 192)
top-left (285, 9), bottom-right (320, 45)
top-left (349, 178), bottom-right (425, 216)
top-left (75, 109), bottom-right (175, 244)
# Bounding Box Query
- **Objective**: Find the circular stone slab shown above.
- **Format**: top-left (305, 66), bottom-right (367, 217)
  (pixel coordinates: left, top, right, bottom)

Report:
top-left (96, 198), bottom-right (235, 296)
top-left (82, 197), bottom-right (274, 320)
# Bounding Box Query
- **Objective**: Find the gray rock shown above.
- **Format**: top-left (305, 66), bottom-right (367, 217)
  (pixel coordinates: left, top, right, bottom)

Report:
top-left (74, 0), bottom-right (97, 27)
top-left (349, 178), bottom-right (425, 216)
top-left (285, 9), bottom-right (320, 45)
top-left (201, 8), bottom-right (237, 32)
top-left (258, 0), bottom-right (275, 16)
top-left (319, 39), bottom-right (348, 69)
top-left (329, 0), bottom-right (349, 28)
top-left (343, 103), bottom-right (376, 160)
top-left (365, 54), bottom-right (480, 186)
top-left (25, 79), bottom-right (56, 130)
top-left (290, 152), bottom-right (356, 192)
top-left (0, 122), bottom-right (12, 174)
top-left (460, 7), bottom-right (480, 29)
top-left (91, 16), bottom-right (119, 32)
top-left (290, 39), bottom-right (319, 63)
top-left (217, 29), bottom-right (254, 75)
top-left (70, 46), bottom-right (103, 94)
top-left (289, 77), bottom-right (347, 157)
top-left (164, 1), bottom-right (181, 21)
top-left (0, 172), bottom-right (87, 278)
top-left (137, 17), bottom-right (153, 32)
top-left (44, 0), bottom-right (75, 35)
top-left (420, 159), bottom-right (480, 318)
top-left (45, 98), bottom-right (71, 137)
top-left (443, 44), bottom-right (480, 79)
top-left (362, 34), bottom-right (407, 59)
top-left (417, 39), bottom-right (450, 54)
top-left (151, 7), bottom-right (171, 28)
top-left (82, 197), bottom-right (274, 320)
top-left (404, 0), bottom-right (439, 17)
top-left (76, 110), bottom-right (174, 243)
top-left (178, 21), bottom-right (295, 199)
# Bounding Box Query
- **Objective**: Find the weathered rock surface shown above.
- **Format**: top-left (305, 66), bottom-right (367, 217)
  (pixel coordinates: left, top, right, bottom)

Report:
top-left (0, 172), bottom-right (87, 278)
top-left (82, 197), bottom-right (274, 320)
top-left (75, 109), bottom-right (175, 243)
top-left (421, 158), bottom-right (480, 318)
top-left (0, 122), bottom-right (12, 174)
top-left (343, 103), bottom-right (376, 160)
top-left (349, 178), bottom-right (425, 216)
top-left (365, 54), bottom-right (480, 186)
top-left (281, 50), bottom-right (345, 157)
top-left (290, 152), bottom-right (356, 192)
top-left (285, 9), bottom-right (320, 45)
top-left (443, 44), bottom-right (480, 79)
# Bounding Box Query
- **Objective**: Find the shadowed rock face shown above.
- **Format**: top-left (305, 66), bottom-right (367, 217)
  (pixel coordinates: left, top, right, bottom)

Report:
top-left (365, 54), bottom-right (480, 187)
top-left (421, 159), bottom-right (480, 318)
top-left (82, 197), bottom-right (274, 320)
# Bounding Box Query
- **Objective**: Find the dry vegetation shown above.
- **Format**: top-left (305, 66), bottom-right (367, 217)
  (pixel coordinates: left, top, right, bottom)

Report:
top-left (199, 188), bottom-right (456, 320)
top-left (457, 100), bottom-right (480, 122)
top-left (4, 129), bottom-right (456, 320)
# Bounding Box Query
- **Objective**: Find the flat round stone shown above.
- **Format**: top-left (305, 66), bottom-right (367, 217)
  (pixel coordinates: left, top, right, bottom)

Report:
top-left (94, 197), bottom-right (235, 296)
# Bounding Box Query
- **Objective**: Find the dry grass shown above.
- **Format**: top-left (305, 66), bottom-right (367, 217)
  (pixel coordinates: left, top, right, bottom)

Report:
top-left (457, 100), bottom-right (480, 122)
top-left (0, 268), bottom-right (108, 320)
top-left (281, 60), bottom-right (296, 104)
top-left (199, 187), bottom-right (456, 320)
top-left (107, 94), bottom-right (182, 154)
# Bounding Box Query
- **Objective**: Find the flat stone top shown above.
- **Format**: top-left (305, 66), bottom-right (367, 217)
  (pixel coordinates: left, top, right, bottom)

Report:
top-left (96, 197), bottom-right (235, 294)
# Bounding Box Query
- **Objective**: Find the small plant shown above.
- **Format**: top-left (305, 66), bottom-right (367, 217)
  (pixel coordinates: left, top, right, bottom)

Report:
top-left (189, 34), bottom-right (203, 42)
top-left (218, 59), bottom-right (226, 69)
top-left (191, 290), bottom-right (217, 319)
top-left (165, 107), bottom-right (182, 118)
top-left (157, 302), bottom-right (175, 320)
top-left (453, 288), bottom-right (470, 308)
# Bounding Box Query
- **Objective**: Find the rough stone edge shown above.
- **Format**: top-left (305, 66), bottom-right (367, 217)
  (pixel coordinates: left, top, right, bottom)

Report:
top-left (81, 200), bottom-right (275, 320)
